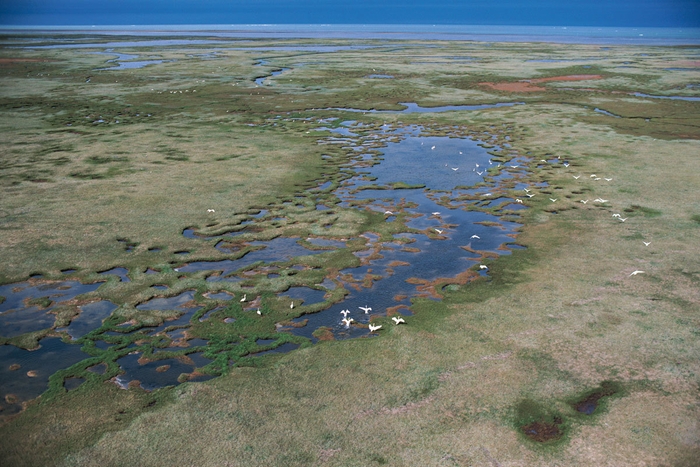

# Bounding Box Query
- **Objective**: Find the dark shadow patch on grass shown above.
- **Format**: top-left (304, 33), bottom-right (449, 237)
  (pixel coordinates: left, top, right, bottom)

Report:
top-left (85, 155), bottom-right (129, 165)
top-left (624, 204), bottom-right (662, 218)
top-left (514, 398), bottom-right (566, 443)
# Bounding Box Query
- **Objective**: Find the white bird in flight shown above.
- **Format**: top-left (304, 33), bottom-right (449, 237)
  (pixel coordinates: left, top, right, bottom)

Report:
top-left (431, 145), bottom-right (436, 150)
top-left (207, 209), bottom-right (215, 213)
top-left (604, 178), bottom-right (613, 181)
top-left (341, 317), bottom-right (354, 327)
top-left (479, 265), bottom-right (488, 269)
top-left (359, 306), bottom-right (372, 314)
top-left (392, 316), bottom-right (405, 325)
top-left (471, 235), bottom-right (480, 239)
top-left (573, 175), bottom-right (581, 179)
top-left (549, 198), bottom-right (557, 202)
top-left (432, 212), bottom-right (441, 216)
top-left (516, 199), bottom-right (523, 203)
top-left (435, 228), bottom-right (444, 234)
top-left (580, 200), bottom-right (589, 204)
top-left (340, 309), bottom-right (350, 317)
top-left (629, 270), bottom-right (645, 276)
top-left (451, 167), bottom-right (459, 171)
top-left (368, 324), bottom-right (382, 332)
top-left (643, 241), bottom-right (651, 246)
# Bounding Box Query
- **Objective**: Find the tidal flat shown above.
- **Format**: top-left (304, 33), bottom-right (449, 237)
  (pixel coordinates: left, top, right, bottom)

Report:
top-left (0, 33), bottom-right (699, 466)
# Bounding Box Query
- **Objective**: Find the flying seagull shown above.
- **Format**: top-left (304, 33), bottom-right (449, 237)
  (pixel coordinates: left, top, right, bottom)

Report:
top-left (392, 316), bottom-right (405, 325)
top-left (368, 324), bottom-right (382, 332)
top-left (629, 270), bottom-right (645, 276)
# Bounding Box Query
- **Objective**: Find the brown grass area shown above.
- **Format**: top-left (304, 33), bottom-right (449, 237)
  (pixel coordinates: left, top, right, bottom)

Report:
top-left (480, 75), bottom-right (603, 92)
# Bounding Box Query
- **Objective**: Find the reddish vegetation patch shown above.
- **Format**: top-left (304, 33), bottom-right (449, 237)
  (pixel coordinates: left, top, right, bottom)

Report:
top-left (127, 380), bottom-right (142, 389)
top-left (480, 74), bottom-right (602, 93)
top-left (669, 60), bottom-right (700, 68)
top-left (313, 326), bottom-right (335, 341)
top-left (386, 304), bottom-right (411, 316)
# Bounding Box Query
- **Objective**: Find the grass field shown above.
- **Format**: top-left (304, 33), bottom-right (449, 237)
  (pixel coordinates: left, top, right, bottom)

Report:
top-left (0, 34), bottom-right (698, 466)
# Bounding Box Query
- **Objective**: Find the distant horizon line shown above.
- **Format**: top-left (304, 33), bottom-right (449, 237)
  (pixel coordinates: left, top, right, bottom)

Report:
top-left (3, 23), bottom-right (700, 29)
top-left (3, 24), bottom-right (699, 45)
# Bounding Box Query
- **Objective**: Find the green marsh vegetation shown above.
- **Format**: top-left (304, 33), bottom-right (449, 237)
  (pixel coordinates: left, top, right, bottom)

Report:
top-left (0, 36), bottom-right (698, 466)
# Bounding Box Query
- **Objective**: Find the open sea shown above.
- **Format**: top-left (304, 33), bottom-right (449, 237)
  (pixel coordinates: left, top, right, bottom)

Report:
top-left (1, 24), bottom-right (700, 45)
